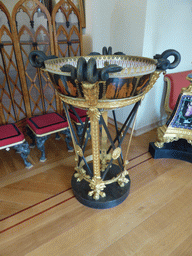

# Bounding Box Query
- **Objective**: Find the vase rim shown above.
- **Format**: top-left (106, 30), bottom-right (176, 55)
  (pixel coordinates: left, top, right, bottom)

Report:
top-left (44, 54), bottom-right (157, 78)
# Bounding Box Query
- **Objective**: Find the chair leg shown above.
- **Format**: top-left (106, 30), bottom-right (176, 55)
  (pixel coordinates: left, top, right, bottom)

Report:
top-left (13, 141), bottom-right (33, 169)
top-left (26, 126), bottom-right (36, 148)
top-left (61, 128), bottom-right (73, 152)
top-left (75, 123), bottom-right (91, 142)
top-left (75, 124), bottom-right (84, 141)
top-left (55, 132), bottom-right (61, 140)
top-left (36, 136), bottom-right (49, 162)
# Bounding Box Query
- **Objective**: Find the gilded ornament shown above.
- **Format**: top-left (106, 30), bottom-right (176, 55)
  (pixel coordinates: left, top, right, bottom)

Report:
top-left (100, 153), bottom-right (112, 172)
top-left (89, 108), bottom-right (101, 178)
top-left (58, 92), bottom-right (145, 110)
top-left (144, 71), bottom-right (161, 95)
top-left (112, 147), bottom-right (122, 160)
top-left (75, 144), bottom-right (83, 157)
top-left (124, 160), bottom-right (129, 170)
top-left (88, 177), bottom-right (106, 200)
top-left (117, 170), bottom-right (130, 187)
top-left (74, 167), bottom-right (90, 182)
top-left (82, 82), bottom-right (99, 106)
top-left (87, 107), bottom-right (101, 121)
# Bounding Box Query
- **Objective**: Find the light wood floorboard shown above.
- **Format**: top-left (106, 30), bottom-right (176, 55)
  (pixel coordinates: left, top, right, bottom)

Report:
top-left (0, 127), bottom-right (191, 255)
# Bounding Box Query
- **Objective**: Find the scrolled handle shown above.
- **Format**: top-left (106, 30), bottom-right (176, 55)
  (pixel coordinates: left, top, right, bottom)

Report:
top-left (154, 49), bottom-right (181, 70)
top-left (100, 64), bottom-right (123, 81)
top-left (60, 57), bottom-right (122, 83)
top-left (86, 58), bottom-right (99, 84)
top-left (29, 50), bottom-right (57, 68)
top-left (29, 50), bottom-right (47, 68)
top-left (89, 46), bottom-right (125, 56)
top-left (88, 52), bottom-right (101, 56)
top-left (102, 46), bottom-right (108, 55)
top-left (114, 52), bottom-right (125, 55)
top-left (77, 57), bottom-right (87, 82)
top-left (60, 64), bottom-right (77, 80)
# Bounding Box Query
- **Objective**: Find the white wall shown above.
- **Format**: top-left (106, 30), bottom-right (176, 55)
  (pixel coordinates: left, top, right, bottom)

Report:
top-left (135, 0), bottom-right (192, 133)
top-left (83, 0), bottom-right (147, 55)
top-left (110, 0), bottom-right (147, 56)
top-left (83, 0), bottom-right (118, 55)
top-left (108, 0), bottom-right (148, 126)
top-left (83, 0), bottom-right (192, 134)
top-left (83, 0), bottom-right (149, 126)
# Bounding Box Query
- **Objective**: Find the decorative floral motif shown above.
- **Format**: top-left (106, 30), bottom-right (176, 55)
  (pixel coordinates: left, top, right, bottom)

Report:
top-left (74, 167), bottom-right (90, 182)
top-left (88, 177), bottom-right (106, 200)
top-left (112, 147), bottom-right (121, 160)
top-left (117, 170), bottom-right (129, 187)
top-left (100, 153), bottom-right (112, 172)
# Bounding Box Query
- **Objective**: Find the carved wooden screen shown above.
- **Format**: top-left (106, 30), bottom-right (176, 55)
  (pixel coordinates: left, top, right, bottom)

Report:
top-left (12, 0), bottom-right (59, 116)
top-left (0, 0), bottom-right (82, 128)
top-left (52, 0), bottom-right (82, 57)
top-left (0, 3), bottom-right (28, 125)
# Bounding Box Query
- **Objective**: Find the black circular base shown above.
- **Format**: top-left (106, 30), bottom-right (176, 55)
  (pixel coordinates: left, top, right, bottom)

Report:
top-left (71, 164), bottom-right (131, 209)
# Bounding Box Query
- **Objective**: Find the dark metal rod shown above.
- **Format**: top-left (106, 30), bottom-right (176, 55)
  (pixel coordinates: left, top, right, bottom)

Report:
top-left (80, 116), bottom-right (89, 147)
top-left (63, 102), bottom-right (78, 144)
top-left (70, 105), bottom-right (84, 126)
top-left (78, 116), bottom-right (90, 166)
top-left (101, 158), bottom-right (114, 180)
top-left (63, 102), bottom-right (92, 176)
top-left (101, 101), bottom-right (141, 180)
top-left (112, 110), bottom-right (124, 163)
top-left (100, 114), bottom-right (124, 170)
top-left (117, 101), bottom-right (141, 147)
top-left (107, 101), bottom-right (140, 153)
top-left (100, 114), bottom-right (116, 150)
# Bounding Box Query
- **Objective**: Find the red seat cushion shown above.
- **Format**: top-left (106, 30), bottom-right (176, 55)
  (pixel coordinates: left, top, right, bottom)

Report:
top-left (0, 124), bottom-right (25, 149)
top-left (69, 107), bottom-right (87, 123)
top-left (27, 113), bottom-right (68, 135)
top-left (165, 71), bottom-right (192, 111)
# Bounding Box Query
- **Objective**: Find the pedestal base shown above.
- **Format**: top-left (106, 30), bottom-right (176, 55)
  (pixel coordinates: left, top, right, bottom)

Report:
top-left (71, 164), bottom-right (131, 209)
top-left (149, 139), bottom-right (192, 163)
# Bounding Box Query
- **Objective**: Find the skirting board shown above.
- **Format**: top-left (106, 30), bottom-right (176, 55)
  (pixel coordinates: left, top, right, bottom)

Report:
top-left (108, 117), bottom-right (167, 136)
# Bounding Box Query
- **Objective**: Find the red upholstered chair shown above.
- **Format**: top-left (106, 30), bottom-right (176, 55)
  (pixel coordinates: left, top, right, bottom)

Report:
top-left (26, 112), bottom-right (72, 162)
top-left (164, 70), bottom-right (192, 115)
top-left (0, 123), bottom-right (32, 168)
top-left (69, 106), bottom-right (90, 142)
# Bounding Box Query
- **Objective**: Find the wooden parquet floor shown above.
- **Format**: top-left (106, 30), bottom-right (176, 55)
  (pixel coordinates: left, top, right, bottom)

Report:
top-left (0, 126), bottom-right (192, 256)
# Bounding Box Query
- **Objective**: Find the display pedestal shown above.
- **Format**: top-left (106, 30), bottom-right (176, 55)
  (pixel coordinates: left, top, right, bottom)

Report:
top-left (71, 163), bottom-right (130, 209)
top-left (149, 139), bottom-right (192, 163)
top-left (150, 73), bottom-right (192, 164)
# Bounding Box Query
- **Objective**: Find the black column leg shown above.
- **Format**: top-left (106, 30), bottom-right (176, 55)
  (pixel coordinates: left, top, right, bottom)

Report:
top-left (55, 132), bottom-right (61, 140)
top-left (13, 141), bottom-right (33, 168)
top-left (36, 136), bottom-right (49, 162)
top-left (61, 128), bottom-right (73, 152)
top-left (75, 124), bottom-right (84, 142)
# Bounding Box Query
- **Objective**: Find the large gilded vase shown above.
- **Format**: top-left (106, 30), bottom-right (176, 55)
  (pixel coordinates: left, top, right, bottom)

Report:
top-left (29, 48), bottom-right (181, 208)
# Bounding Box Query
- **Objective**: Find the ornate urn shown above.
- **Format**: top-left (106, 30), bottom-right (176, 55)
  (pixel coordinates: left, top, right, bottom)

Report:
top-left (29, 47), bottom-right (180, 208)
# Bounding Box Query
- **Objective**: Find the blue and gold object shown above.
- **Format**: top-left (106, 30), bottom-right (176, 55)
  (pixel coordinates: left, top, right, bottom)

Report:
top-left (150, 73), bottom-right (192, 163)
